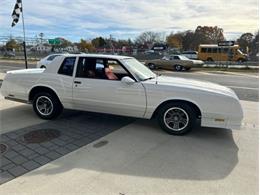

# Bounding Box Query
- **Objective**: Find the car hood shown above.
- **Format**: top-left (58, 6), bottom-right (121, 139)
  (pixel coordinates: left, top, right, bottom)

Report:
top-left (145, 75), bottom-right (237, 99)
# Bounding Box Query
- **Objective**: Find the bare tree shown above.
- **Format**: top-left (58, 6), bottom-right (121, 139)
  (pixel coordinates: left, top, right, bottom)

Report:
top-left (135, 31), bottom-right (162, 49)
top-left (237, 32), bottom-right (254, 53)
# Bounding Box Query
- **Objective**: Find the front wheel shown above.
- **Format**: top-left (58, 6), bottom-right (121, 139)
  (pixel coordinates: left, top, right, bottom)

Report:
top-left (157, 102), bottom-right (196, 135)
top-left (33, 92), bottom-right (62, 119)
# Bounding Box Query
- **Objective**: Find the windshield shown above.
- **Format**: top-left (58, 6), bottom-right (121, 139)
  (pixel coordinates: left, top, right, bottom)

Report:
top-left (121, 58), bottom-right (156, 81)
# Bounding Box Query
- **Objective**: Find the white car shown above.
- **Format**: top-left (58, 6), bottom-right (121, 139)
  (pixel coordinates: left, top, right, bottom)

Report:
top-left (36, 54), bottom-right (63, 68)
top-left (182, 51), bottom-right (198, 59)
top-left (1, 54), bottom-right (243, 135)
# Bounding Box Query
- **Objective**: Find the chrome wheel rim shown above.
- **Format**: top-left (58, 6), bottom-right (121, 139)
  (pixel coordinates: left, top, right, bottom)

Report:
top-left (149, 64), bottom-right (155, 69)
top-left (163, 107), bottom-right (189, 131)
top-left (175, 65), bottom-right (182, 71)
top-left (36, 96), bottom-right (53, 116)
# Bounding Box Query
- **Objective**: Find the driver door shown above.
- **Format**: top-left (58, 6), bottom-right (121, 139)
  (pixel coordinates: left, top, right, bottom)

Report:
top-left (72, 57), bottom-right (146, 118)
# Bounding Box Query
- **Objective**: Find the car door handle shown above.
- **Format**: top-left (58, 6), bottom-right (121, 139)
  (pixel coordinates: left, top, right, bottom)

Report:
top-left (74, 81), bottom-right (82, 84)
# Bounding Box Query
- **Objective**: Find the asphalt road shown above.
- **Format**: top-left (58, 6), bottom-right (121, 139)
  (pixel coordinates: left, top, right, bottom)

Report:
top-left (0, 60), bottom-right (258, 102)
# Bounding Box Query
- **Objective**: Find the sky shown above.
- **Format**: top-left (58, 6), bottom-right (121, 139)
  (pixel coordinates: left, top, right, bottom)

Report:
top-left (0, 0), bottom-right (258, 42)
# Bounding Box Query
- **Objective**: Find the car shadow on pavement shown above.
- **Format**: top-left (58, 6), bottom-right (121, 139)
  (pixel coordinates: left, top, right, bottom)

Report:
top-left (0, 105), bottom-right (135, 184)
top-left (27, 118), bottom-right (238, 181)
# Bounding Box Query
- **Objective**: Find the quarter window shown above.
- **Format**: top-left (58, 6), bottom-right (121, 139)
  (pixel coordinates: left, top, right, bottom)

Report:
top-left (58, 57), bottom-right (76, 76)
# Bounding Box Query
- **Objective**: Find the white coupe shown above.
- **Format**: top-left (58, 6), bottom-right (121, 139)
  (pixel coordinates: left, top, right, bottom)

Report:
top-left (1, 54), bottom-right (243, 135)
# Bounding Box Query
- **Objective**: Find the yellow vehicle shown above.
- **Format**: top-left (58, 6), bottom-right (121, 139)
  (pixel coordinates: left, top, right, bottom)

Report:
top-left (198, 44), bottom-right (248, 62)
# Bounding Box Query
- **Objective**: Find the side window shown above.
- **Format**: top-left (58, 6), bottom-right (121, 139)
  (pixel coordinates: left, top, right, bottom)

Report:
top-left (58, 57), bottom-right (76, 76)
top-left (212, 48), bottom-right (218, 53)
top-left (173, 56), bottom-right (180, 60)
top-left (76, 57), bottom-right (97, 78)
top-left (107, 60), bottom-right (128, 76)
top-left (223, 48), bottom-right (229, 53)
top-left (201, 48), bottom-right (207, 53)
top-left (207, 48), bottom-right (212, 53)
top-left (76, 57), bottom-right (130, 80)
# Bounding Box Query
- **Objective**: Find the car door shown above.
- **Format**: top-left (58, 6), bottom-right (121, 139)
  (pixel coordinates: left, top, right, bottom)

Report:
top-left (56, 56), bottom-right (77, 109)
top-left (72, 57), bottom-right (146, 118)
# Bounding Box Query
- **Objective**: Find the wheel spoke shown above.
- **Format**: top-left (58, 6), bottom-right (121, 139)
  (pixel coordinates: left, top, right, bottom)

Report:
top-left (165, 117), bottom-right (174, 124)
top-left (36, 96), bottom-right (53, 116)
top-left (173, 122), bottom-right (179, 130)
top-left (163, 107), bottom-right (189, 131)
top-left (179, 118), bottom-right (187, 125)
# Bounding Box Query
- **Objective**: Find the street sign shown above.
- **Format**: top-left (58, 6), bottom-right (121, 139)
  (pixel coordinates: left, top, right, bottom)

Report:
top-left (218, 41), bottom-right (235, 47)
top-left (48, 39), bottom-right (61, 45)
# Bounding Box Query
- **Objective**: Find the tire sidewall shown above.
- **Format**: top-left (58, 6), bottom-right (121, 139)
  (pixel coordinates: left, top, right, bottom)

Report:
top-left (157, 102), bottom-right (196, 135)
top-left (33, 92), bottom-right (62, 119)
top-left (148, 63), bottom-right (156, 70)
top-left (174, 65), bottom-right (183, 71)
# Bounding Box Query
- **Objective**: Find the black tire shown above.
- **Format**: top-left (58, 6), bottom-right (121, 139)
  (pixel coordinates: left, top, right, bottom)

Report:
top-left (148, 63), bottom-right (156, 70)
top-left (33, 92), bottom-right (63, 119)
top-left (157, 102), bottom-right (196, 135)
top-left (174, 65), bottom-right (184, 71)
top-left (40, 65), bottom-right (46, 69)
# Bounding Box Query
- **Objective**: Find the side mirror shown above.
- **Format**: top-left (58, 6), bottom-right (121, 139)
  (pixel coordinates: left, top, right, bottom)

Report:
top-left (121, 76), bottom-right (135, 85)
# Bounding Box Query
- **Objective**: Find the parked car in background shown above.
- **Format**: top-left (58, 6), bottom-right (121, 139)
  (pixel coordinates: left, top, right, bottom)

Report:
top-left (182, 51), bottom-right (198, 59)
top-left (1, 54), bottom-right (243, 135)
top-left (36, 54), bottom-right (63, 68)
top-left (198, 44), bottom-right (248, 62)
top-left (145, 55), bottom-right (204, 71)
top-left (4, 51), bottom-right (15, 58)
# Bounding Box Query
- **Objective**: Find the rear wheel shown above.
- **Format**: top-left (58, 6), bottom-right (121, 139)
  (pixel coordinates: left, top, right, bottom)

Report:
top-left (148, 63), bottom-right (156, 70)
top-left (157, 102), bottom-right (196, 135)
top-left (174, 65), bottom-right (184, 71)
top-left (33, 92), bottom-right (62, 119)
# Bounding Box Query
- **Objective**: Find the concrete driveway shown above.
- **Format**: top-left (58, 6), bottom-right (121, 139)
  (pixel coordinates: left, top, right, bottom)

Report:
top-left (0, 100), bottom-right (258, 195)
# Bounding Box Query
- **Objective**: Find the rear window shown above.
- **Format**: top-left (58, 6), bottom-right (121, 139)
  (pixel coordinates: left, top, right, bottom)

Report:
top-left (58, 57), bottom-right (76, 76)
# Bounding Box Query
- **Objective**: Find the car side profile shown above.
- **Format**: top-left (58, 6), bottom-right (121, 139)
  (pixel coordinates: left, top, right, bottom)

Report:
top-left (1, 54), bottom-right (243, 135)
top-left (145, 55), bottom-right (204, 71)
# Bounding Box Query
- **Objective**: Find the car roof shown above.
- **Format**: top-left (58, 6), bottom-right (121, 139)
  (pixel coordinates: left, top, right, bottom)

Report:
top-left (61, 53), bottom-right (133, 60)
